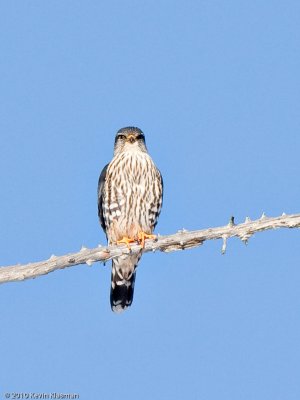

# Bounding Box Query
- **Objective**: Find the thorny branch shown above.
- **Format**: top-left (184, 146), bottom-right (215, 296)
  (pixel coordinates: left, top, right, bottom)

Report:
top-left (0, 213), bottom-right (299, 285)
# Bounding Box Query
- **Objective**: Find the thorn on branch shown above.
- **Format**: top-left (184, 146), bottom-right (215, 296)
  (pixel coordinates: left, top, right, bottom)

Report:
top-left (178, 228), bottom-right (187, 233)
top-left (221, 235), bottom-right (228, 255)
top-left (239, 232), bottom-right (253, 245)
top-left (241, 237), bottom-right (249, 245)
top-left (228, 216), bottom-right (235, 227)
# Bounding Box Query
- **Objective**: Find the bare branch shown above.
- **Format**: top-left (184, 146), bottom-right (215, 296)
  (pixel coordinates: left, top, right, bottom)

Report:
top-left (0, 212), bottom-right (299, 284)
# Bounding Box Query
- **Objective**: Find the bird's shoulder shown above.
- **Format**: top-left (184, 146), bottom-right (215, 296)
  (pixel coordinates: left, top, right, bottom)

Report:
top-left (97, 163), bottom-right (109, 233)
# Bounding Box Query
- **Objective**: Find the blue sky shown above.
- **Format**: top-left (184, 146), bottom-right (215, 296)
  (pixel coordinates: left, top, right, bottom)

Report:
top-left (0, 1), bottom-right (300, 399)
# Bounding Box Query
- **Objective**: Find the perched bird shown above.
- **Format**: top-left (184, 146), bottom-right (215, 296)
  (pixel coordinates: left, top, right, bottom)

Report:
top-left (98, 127), bottom-right (163, 313)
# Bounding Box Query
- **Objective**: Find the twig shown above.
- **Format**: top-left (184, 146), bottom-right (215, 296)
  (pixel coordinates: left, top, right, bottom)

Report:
top-left (0, 212), bottom-right (299, 284)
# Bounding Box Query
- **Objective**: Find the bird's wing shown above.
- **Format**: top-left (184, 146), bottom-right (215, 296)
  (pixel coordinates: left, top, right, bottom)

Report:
top-left (97, 163), bottom-right (109, 234)
top-left (153, 168), bottom-right (164, 230)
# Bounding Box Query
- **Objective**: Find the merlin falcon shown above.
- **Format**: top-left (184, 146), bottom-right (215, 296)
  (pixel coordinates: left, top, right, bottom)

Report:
top-left (98, 127), bottom-right (163, 313)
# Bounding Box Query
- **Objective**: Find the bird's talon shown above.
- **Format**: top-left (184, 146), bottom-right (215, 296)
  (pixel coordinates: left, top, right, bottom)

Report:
top-left (137, 232), bottom-right (156, 248)
top-left (116, 236), bottom-right (135, 249)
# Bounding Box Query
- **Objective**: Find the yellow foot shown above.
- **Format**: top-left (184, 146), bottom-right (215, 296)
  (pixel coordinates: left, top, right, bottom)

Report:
top-left (137, 231), bottom-right (156, 248)
top-left (116, 236), bottom-right (135, 249)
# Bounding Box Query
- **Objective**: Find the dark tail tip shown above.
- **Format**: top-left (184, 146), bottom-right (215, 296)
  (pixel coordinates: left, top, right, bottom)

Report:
top-left (110, 272), bottom-right (136, 313)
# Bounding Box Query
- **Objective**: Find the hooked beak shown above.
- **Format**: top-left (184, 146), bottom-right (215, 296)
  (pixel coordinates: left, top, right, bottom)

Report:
top-left (126, 134), bottom-right (136, 144)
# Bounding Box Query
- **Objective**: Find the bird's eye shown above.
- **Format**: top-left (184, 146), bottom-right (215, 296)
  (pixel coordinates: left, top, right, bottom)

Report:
top-left (117, 134), bottom-right (126, 140)
top-left (136, 134), bottom-right (144, 140)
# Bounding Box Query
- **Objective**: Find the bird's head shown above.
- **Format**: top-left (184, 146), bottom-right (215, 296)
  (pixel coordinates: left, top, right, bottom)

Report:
top-left (114, 127), bottom-right (147, 155)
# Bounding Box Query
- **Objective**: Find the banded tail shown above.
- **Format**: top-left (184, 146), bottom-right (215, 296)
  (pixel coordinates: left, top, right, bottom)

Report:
top-left (110, 254), bottom-right (141, 313)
